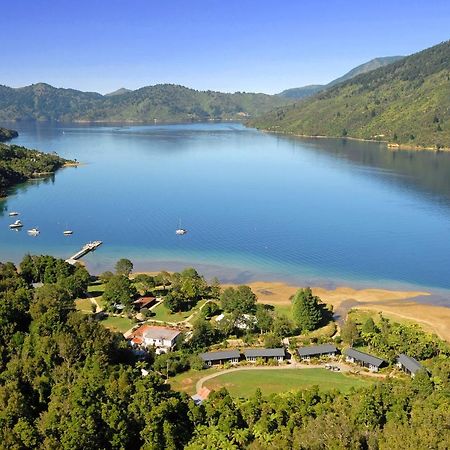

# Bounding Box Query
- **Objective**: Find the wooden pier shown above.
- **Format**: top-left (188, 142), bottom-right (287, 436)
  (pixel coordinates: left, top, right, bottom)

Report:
top-left (66, 241), bottom-right (103, 264)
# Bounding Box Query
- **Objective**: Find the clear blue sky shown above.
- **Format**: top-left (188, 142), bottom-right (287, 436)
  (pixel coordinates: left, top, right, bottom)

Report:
top-left (2, 0), bottom-right (449, 94)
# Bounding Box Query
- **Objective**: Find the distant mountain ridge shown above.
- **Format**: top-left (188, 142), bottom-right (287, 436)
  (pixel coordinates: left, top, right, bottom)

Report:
top-left (250, 41), bottom-right (450, 149)
top-left (278, 56), bottom-right (404, 99)
top-left (0, 83), bottom-right (290, 123)
top-left (105, 88), bottom-right (133, 97)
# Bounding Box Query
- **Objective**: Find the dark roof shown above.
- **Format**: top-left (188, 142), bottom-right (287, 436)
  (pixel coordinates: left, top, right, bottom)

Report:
top-left (397, 354), bottom-right (424, 374)
top-left (200, 350), bottom-right (241, 362)
top-left (297, 344), bottom-right (337, 357)
top-left (244, 348), bottom-right (285, 358)
top-left (344, 348), bottom-right (384, 367)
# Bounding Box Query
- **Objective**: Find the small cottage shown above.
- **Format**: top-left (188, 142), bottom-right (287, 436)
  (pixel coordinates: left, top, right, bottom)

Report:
top-left (297, 344), bottom-right (338, 360)
top-left (344, 348), bottom-right (384, 372)
top-left (200, 350), bottom-right (241, 366)
top-left (244, 348), bottom-right (285, 362)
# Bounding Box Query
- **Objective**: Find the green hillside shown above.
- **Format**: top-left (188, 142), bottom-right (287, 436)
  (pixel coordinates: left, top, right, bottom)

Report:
top-left (278, 84), bottom-right (324, 99)
top-left (277, 56), bottom-right (404, 99)
top-left (0, 83), bottom-right (290, 123)
top-left (252, 41), bottom-right (450, 149)
top-left (0, 127), bottom-right (18, 142)
top-left (326, 56), bottom-right (404, 88)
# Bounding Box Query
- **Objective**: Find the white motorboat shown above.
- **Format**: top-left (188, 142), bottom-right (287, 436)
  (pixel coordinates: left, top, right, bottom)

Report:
top-left (27, 228), bottom-right (40, 236)
top-left (63, 230), bottom-right (73, 235)
top-left (176, 219), bottom-right (187, 235)
top-left (9, 220), bottom-right (23, 229)
top-left (8, 211), bottom-right (19, 216)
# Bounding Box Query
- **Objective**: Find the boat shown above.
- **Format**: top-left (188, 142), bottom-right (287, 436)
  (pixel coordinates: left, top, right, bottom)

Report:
top-left (27, 228), bottom-right (40, 236)
top-left (8, 211), bottom-right (19, 216)
top-left (63, 230), bottom-right (73, 235)
top-left (9, 220), bottom-right (23, 229)
top-left (176, 219), bottom-right (187, 235)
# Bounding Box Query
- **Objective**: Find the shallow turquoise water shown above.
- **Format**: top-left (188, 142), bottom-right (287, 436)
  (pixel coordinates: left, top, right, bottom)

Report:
top-left (1, 121), bottom-right (450, 295)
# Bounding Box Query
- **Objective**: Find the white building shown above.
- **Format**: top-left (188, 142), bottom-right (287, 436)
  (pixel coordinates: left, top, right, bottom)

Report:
top-left (131, 325), bottom-right (181, 353)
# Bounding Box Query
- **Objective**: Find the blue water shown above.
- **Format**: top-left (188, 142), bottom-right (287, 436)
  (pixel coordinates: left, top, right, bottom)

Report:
top-left (1, 121), bottom-right (450, 294)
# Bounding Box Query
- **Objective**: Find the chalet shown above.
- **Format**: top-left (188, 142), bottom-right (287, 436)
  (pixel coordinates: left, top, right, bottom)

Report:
top-left (244, 348), bottom-right (285, 362)
top-left (130, 325), bottom-right (181, 353)
top-left (200, 350), bottom-right (241, 366)
top-left (396, 354), bottom-right (425, 377)
top-left (297, 344), bottom-right (338, 360)
top-left (344, 348), bottom-right (385, 372)
top-left (133, 296), bottom-right (157, 310)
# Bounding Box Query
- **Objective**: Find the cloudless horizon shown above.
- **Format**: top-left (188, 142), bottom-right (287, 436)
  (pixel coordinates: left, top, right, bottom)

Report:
top-left (1, 0), bottom-right (449, 94)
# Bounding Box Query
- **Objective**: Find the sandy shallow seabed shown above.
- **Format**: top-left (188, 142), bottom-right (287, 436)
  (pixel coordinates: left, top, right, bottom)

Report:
top-left (224, 281), bottom-right (450, 342)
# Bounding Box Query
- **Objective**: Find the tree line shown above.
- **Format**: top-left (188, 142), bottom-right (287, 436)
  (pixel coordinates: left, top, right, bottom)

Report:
top-left (0, 255), bottom-right (449, 448)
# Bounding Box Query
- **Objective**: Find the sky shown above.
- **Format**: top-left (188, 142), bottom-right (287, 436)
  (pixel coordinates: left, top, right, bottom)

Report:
top-left (1, 0), bottom-right (449, 94)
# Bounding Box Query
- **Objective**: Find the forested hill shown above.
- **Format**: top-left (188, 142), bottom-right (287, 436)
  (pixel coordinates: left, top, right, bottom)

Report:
top-left (251, 41), bottom-right (450, 150)
top-left (0, 83), bottom-right (290, 122)
top-left (0, 127), bottom-right (18, 141)
top-left (278, 56), bottom-right (404, 99)
top-left (0, 258), bottom-right (449, 448)
top-left (0, 144), bottom-right (70, 196)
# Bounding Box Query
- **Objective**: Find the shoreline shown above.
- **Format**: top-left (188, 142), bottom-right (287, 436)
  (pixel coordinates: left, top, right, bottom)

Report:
top-left (257, 128), bottom-right (450, 152)
top-left (230, 280), bottom-right (450, 342)
top-left (131, 267), bottom-right (450, 341)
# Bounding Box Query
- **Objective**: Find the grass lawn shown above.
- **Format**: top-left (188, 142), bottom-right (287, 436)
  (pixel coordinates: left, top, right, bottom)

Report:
top-left (100, 316), bottom-right (135, 334)
top-left (204, 368), bottom-right (372, 397)
top-left (169, 368), bottom-right (218, 395)
top-left (75, 298), bottom-right (94, 313)
top-left (271, 303), bottom-right (293, 319)
top-left (151, 299), bottom-right (207, 324)
top-left (88, 282), bottom-right (107, 309)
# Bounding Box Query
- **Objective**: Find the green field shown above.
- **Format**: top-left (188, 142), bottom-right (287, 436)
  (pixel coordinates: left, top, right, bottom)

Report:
top-left (204, 368), bottom-right (371, 397)
top-left (100, 316), bottom-right (135, 334)
top-left (272, 303), bottom-right (293, 319)
top-left (151, 299), bottom-right (207, 323)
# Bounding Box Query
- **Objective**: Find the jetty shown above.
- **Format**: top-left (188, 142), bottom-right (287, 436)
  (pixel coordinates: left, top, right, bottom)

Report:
top-left (66, 241), bottom-right (103, 264)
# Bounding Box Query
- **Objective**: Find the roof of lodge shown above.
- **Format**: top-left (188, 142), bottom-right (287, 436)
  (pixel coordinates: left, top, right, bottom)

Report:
top-left (130, 325), bottom-right (181, 345)
top-left (200, 350), bottom-right (241, 361)
top-left (344, 348), bottom-right (384, 367)
top-left (133, 296), bottom-right (156, 306)
top-left (297, 344), bottom-right (338, 357)
top-left (244, 348), bottom-right (285, 358)
top-left (397, 354), bottom-right (424, 374)
top-left (143, 326), bottom-right (181, 340)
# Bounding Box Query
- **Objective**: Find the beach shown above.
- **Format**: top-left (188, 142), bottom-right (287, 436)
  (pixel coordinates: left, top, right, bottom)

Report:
top-left (225, 281), bottom-right (450, 342)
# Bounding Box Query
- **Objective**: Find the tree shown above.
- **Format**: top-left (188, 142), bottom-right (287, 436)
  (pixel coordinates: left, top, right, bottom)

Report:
top-left (272, 314), bottom-right (293, 338)
top-left (189, 318), bottom-right (221, 350)
top-left (102, 275), bottom-right (137, 310)
top-left (164, 292), bottom-right (186, 313)
top-left (341, 318), bottom-right (360, 346)
top-left (362, 317), bottom-right (378, 334)
top-left (291, 288), bottom-right (324, 333)
top-left (209, 277), bottom-right (221, 299)
top-left (115, 258), bottom-right (133, 276)
top-left (255, 304), bottom-right (274, 333)
top-left (201, 301), bottom-right (220, 319)
top-left (220, 286), bottom-right (256, 315)
top-left (99, 271), bottom-right (114, 283)
top-left (411, 369), bottom-right (434, 396)
top-left (264, 333), bottom-right (281, 348)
